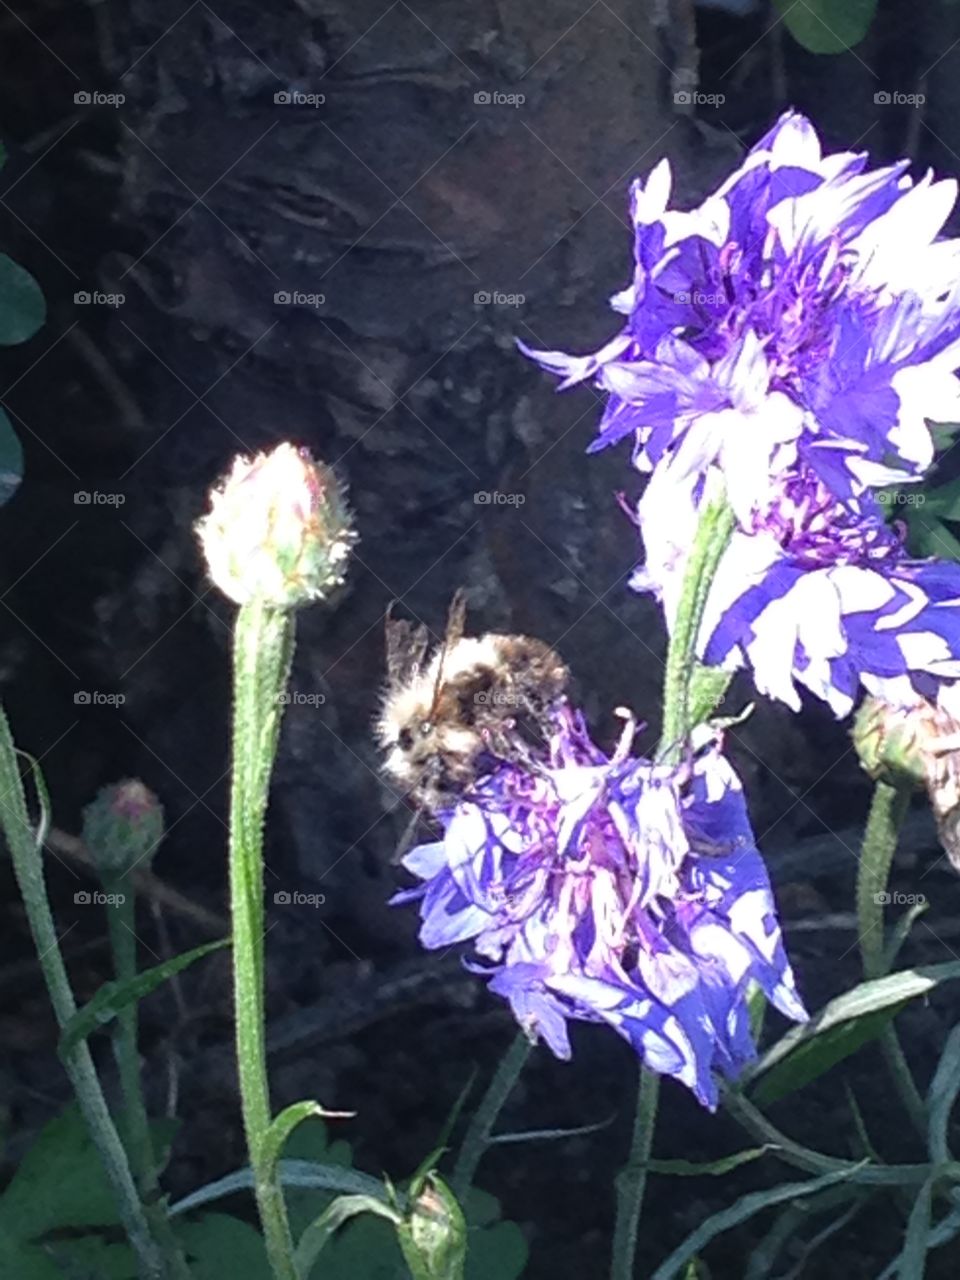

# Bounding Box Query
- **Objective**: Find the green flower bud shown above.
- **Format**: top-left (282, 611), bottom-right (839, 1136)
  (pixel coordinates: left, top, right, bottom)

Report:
top-left (852, 696), bottom-right (937, 791)
top-left (196, 443), bottom-right (356, 608)
top-left (82, 779), bottom-right (164, 878)
top-left (397, 1173), bottom-right (467, 1280)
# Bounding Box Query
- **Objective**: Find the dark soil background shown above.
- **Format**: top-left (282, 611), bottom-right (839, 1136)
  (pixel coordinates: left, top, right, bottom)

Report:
top-left (2, 1), bottom-right (960, 1277)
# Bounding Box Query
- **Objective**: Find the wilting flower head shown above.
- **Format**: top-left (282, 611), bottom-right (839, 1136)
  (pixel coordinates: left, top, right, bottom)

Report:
top-left (197, 443), bottom-right (356, 607)
top-left (635, 458), bottom-right (960, 720)
top-left (522, 111), bottom-right (960, 516)
top-left (392, 706), bottom-right (805, 1108)
top-left (82, 778), bottom-right (164, 876)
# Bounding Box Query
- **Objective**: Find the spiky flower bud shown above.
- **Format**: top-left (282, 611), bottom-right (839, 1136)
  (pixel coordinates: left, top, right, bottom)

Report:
top-left (853, 697), bottom-right (933, 791)
top-left (82, 779), bottom-right (164, 877)
top-left (196, 443), bottom-right (356, 608)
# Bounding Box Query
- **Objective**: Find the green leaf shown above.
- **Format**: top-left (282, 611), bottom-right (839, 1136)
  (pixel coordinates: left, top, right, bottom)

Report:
top-left (751, 1002), bottom-right (906, 1106)
top-left (645, 1147), bottom-right (775, 1177)
top-left (0, 409), bottom-right (23, 507)
top-left (0, 1108), bottom-right (125, 1240)
top-left (742, 963), bottom-right (960, 1097)
top-left (294, 1194), bottom-right (401, 1278)
top-left (883, 899), bottom-right (930, 973)
top-left (773, 0), bottom-right (877, 53)
top-left (264, 1101), bottom-right (348, 1179)
top-left (878, 1202), bottom-right (960, 1279)
top-left (169, 1160), bottom-right (389, 1218)
top-left (927, 1024), bottom-right (960, 1165)
top-left (0, 253), bottom-right (45, 345)
top-left (60, 938), bottom-right (228, 1056)
top-left (650, 1164), bottom-right (866, 1280)
top-left (176, 1213), bottom-right (273, 1280)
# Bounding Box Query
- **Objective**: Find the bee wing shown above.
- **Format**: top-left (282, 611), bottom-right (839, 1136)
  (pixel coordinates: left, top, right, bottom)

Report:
top-left (427, 589), bottom-right (469, 714)
top-left (384, 602), bottom-right (431, 685)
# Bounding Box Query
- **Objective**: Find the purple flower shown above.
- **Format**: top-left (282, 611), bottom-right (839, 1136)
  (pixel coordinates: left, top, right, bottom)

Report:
top-left (521, 111), bottom-right (960, 517)
top-left (635, 458), bottom-right (960, 719)
top-left (392, 707), bottom-right (805, 1108)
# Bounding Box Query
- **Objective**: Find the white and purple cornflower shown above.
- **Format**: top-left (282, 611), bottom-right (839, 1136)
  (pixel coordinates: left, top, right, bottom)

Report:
top-left (392, 707), bottom-right (805, 1109)
top-left (635, 458), bottom-right (960, 720)
top-left (521, 110), bottom-right (960, 515)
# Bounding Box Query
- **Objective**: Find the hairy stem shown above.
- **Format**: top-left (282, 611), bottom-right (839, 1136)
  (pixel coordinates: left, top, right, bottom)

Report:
top-left (452, 1033), bottom-right (532, 1199)
top-left (0, 706), bottom-right (166, 1280)
top-left (857, 780), bottom-right (927, 1138)
top-left (610, 1068), bottom-right (660, 1280)
top-left (230, 599), bottom-right (299, 1280)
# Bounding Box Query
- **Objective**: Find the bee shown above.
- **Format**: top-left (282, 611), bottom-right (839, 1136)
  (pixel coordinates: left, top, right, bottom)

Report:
top-left (377, 590), bottom-right (569, 815)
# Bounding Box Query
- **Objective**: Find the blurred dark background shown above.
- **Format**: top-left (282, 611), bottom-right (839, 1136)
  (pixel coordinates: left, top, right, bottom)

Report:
top-left (3, 1), bottom-right (960, 1276)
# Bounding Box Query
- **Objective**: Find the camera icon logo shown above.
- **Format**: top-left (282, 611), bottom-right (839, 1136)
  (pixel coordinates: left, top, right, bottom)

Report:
top-left (874, 90), bottom-right (892, 105)
top-left (673, 90), bottom-right (692, 105)
top-left (74, 291), bottom-right (91, 304)
top-left (873, 891), bottom-right (891, 905)
top-left (74, 91), bottom-right (92, 105)
top-left (474, 91), bottom-right (491, 105)
top-left (277, 692), bottom-right (291, 705)
top-left (74, 491), bottom-right (92, 504)
top-left (274, 291), bottom-right (291, 304)
top-left (74, 691), bottom-right (91, 704)
top-left (74, 890), bottom-right (91, 904)
top-left (274, 91), bottom-right (291, 104)
top-left (474, 491), bottom-right (491, 504)
top-left (473, 290), bottom-right (491, 305)
top-left (273, 890), bottom-right (291, 904)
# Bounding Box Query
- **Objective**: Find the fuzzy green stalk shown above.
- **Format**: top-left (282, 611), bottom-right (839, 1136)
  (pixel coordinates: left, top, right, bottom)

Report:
top-left (229, 598), bottom-right (298, 1280)
top-left (611, 484), bottom-right (736, 1280)
top-left (102, 874), bottom-right (191, 1280)
top-left (451, 1033), bottom-right (532, 1199)
top-left (0, 706), bottom-right (167, 1280)
top-left (856, 780), bottom-right (927, 1138)
top-left (659, 486), bottom-right (738, 764)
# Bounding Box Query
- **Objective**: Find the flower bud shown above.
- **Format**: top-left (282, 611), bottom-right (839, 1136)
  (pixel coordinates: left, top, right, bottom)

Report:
top-left (853, 697), bottom-right (929, 790)
top-left (82, 779), bottom-right (164, 877)
top-left (196, 443), bottom-right (356, 607)
top-left (397, 1173), bottom-right (467, 1280)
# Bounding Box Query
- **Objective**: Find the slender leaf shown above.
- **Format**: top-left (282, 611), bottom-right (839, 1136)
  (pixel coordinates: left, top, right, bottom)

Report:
top-left (169, 1160), bottom-right (392, 1218)
top-left (263, 1101), bottom-right (351, 1178)
top-left (488, 1114), bottom-right (613, 1146)
top-left (900, 1178), bottom-right (935, 1280)
top-left (927, 1024), bottom-right (960, 1165)
top-left (651, 1165), bottom-right (866, 1280)
top-left (645, 1147), bottom-right (775, 1177)
top-left (883, 900), bottom-right (929, 973)
top-left (743, 963), bottom-right (960, 1090)
top-left (60, 938), bottom-right (228, 1056)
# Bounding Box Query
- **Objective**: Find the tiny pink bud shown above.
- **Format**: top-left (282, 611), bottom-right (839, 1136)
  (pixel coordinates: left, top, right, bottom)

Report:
top-left (197, 443), bottom-right (356, 607)
top-left (82, 778), bottom-right (165, 876)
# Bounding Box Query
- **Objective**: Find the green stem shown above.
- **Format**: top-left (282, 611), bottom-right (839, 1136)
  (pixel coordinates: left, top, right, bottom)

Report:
top-left (104, 875), bottom-right (191, 1280)
top-left (857, 781), bottom-right (927, 1137)
top-left (104, 874), bottom-right (158, 1194)
top-left (659, 486), bottom-right (737, 763)
top-left (610, 1068), bottom-right (660, 1280)
top-left (0, 706), bottom-right (166, 1280)
top-left (230, 599), bottom-right (298, 1280)
top-left (451, 1033), bottom-right (531, 1199)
